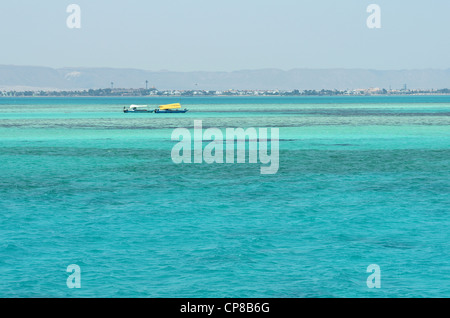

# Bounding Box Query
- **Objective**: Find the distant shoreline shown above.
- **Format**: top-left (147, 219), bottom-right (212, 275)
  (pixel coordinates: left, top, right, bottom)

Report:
top-left (1, 88), bottom-right (450, 98)
top-left (2, 94), bottom-right (450, 98)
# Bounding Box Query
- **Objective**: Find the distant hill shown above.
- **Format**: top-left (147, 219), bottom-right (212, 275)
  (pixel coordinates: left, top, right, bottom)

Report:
top-left (1, 65), bottom-right (450, 91)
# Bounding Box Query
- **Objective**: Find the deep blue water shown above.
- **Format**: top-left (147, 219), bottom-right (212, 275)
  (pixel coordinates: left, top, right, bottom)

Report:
top-left (0, 96), bottom-right (449, 297)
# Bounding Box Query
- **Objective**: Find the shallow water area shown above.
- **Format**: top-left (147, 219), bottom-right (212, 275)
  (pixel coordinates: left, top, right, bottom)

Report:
top-left (0, 96), bottom-right (449, 297)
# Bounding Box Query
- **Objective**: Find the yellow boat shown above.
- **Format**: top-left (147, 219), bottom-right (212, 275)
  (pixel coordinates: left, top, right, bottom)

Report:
top-left (155, 103), bottom-right (188, 113)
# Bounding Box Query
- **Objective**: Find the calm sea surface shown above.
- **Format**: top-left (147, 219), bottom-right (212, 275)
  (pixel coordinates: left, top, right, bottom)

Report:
top-left (0, 96), bottom-right (449, 297)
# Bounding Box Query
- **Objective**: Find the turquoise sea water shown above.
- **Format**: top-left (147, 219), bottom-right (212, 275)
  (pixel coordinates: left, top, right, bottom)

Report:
top-left (0, 96), bottom-right (449, 297)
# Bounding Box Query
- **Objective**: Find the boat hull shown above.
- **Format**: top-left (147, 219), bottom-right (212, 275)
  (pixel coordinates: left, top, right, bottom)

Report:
top-left (124, 110), bottom-right (154, 113)
top-left (154, 109), bottom-right (189, 113)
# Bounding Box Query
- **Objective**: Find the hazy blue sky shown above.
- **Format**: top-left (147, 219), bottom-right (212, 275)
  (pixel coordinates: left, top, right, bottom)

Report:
top-left (0, 0), bottom-right (449, 71)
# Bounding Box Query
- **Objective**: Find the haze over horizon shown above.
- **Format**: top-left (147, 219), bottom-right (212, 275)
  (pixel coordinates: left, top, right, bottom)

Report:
top-left (3, 64), bottom-right (450, 73)
top-left (2, 65), bottom-right (450, 91)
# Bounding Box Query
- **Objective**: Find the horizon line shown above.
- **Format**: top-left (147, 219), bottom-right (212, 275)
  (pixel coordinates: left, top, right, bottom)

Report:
top-left (1, 64), bottom-right (450, 73)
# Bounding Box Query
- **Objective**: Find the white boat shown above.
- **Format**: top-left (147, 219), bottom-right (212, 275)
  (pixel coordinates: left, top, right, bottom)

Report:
top-left (123, 105), bottom-right (154, 113)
